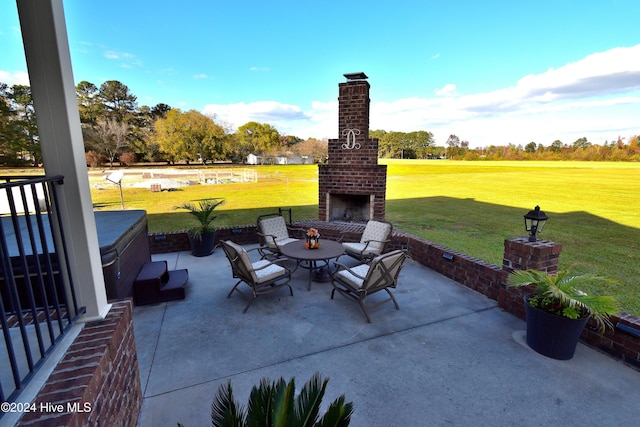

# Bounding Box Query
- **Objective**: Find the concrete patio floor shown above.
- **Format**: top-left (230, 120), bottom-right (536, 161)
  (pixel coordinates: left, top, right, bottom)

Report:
top-left (134, 245), bottom-right (640, 427)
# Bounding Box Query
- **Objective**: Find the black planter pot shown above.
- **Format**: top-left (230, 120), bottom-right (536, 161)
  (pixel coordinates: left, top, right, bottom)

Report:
top-left (189, 231), bottom-right (216, 257)
top-left (524, 295), bottom-right (590, 360)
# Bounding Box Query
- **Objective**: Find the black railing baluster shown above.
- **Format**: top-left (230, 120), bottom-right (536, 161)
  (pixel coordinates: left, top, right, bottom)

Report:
top-left (0, 175), bottom-right (84, 408)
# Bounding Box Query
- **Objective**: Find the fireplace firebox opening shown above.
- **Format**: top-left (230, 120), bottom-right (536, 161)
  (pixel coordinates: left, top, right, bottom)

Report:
top-left (327, 193), bottom-right (374, 222)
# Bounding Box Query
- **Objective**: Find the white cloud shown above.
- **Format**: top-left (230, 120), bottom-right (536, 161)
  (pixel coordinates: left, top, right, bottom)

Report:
top-left (202, 100), bottom-right (336, 138)
top-left (103, 49), bottom-right (142, 68)
top-left (203, 101), bottom-right (306, 123)
top-left (249, 66), bottom-right (270, 72)
top-left (435, 84), bottom-right (456, 97)
top-left (193, 73), bottom-right (208, 79)
top-left (199, 45), bottom-right (640, 146)
top-left (0, 69), bottom-right (29, 85)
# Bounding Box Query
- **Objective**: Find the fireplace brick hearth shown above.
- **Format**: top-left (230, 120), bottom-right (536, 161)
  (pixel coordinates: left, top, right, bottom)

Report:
top-left (318, 73), bottom-right (387, 221)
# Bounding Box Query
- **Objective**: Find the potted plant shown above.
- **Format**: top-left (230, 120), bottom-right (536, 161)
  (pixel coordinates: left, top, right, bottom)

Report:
top-left (174, 198), bottom-right (224, 257)
top-left (507, 269), bottom-right (619, 360)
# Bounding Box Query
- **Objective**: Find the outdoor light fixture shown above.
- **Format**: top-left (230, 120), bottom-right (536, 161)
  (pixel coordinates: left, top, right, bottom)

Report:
top-left (524, 205), bottom-right (548, 242)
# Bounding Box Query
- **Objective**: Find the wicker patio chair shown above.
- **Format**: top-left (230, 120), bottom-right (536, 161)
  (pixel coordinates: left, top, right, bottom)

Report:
top-left (221, 240), bottom-right (293, 313)
top-left (340, 220), bottom-right (393, 262)
top-left (256, 213), bottom-right (304, 259)
top-left (331, 249), bottom-right (407, 323)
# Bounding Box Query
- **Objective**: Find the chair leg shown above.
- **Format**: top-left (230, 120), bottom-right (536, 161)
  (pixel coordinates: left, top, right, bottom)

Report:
top-left (385, 288), bottom-right (400, 310)
top-left (227, 280), bottom-right (242, 298)
top-left (243, 296), bottom-right (256, 313)
top-left (358, 298), bottom-right (372, 323)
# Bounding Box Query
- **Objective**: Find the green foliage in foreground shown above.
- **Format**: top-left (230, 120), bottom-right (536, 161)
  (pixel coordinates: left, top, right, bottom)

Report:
top-left (89, 161), bottom-right (640, 315)
top-left (208, 372), bottom-right (353, 427)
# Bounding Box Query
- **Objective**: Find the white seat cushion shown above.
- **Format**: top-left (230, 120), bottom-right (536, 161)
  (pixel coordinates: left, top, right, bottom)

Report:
top-left (342, 242), bottom-right (381, 257)
top-left (252, 259), bottom-right (286, 283)
top-left (336, 264), bottom-right (370, 289)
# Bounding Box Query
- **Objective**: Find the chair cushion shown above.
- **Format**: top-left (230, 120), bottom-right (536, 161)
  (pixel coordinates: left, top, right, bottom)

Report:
top-left (224, 240), bottom-right (252, 266)
top-left (362, 251), bottom-right (406, 291)
top-left (252, 259), bottom-right (286, 284)
top-left (336, 264), bottom-right (370, 289)
top-left (361, 221), bottom-right (392, 250)
top-left (275, 237), bottom-right (298, 247)
top-left (223, 240), bottom-right (255, 279)
top-left (342, 242), bottom-right (381, 257)
top-left (259, 216), bottom-right (289, 248)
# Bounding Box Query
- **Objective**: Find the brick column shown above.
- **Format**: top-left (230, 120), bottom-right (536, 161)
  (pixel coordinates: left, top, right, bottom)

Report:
top-left (502, 237), bottom-right (563, 274)
top-left (499, 237), bottom-right (563, 319)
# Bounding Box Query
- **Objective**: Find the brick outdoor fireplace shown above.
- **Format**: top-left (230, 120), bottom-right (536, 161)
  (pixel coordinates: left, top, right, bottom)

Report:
top-left (318, 73), bottom-right (387, 221)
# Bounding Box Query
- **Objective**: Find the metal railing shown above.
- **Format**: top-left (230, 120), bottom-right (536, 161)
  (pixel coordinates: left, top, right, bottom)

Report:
top-left (0, 175), bottom-right (84, 405)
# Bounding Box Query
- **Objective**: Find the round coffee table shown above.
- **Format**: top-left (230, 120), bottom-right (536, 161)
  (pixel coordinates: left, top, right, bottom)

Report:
top-left (279, 240), bottom-right (344, 290)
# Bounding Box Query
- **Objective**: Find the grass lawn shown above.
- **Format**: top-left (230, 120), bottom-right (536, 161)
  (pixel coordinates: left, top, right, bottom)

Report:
top-left (85, 161), bottom-right (640, 315)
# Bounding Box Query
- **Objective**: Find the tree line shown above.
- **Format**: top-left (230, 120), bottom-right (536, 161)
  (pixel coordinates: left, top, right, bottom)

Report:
top-left (442, 134), bottom-right (640, 161)
top-left (1, 80), bottom-right (328, 167)
top-left (2, 79), bottom-right (638, 166)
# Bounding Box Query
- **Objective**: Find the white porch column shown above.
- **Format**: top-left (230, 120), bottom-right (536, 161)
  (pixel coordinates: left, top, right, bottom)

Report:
top-left (17, 0), bottom-right (110, 320)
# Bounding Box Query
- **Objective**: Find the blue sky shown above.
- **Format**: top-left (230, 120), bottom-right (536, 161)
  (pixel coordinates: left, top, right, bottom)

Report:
top-left (1, 0), bottom-right (639, 147)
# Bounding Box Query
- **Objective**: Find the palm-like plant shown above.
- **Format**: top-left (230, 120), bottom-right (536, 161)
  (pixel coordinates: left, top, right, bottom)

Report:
top-left (174, 198), bottom-right (224, 239)
top-left (210, 372), bottom-right (353, 427)
top-left (508, 269), bottom-right (619, 333)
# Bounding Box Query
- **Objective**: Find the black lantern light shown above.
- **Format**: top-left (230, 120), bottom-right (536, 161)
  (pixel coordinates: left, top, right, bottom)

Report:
top-left (524, 205), bottom-right (548, 242)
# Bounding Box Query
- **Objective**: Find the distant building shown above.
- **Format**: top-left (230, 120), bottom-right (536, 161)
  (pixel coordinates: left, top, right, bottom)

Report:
top-left (246, 153), bottom-right (314, 165)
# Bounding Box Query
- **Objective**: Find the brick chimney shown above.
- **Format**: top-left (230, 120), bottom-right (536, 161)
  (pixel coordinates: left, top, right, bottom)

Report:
top-left (318, 73), bottom-right (387, 221)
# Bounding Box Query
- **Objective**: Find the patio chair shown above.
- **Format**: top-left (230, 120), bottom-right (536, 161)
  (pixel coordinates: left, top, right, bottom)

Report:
top-left (256, 213), bottom-right (304, 259)
top-left (331, 249), bottom-right (407, 322)
top-left (340, 220), bottom-right (393, 262)
top-left (220, 240), bottom-right (293, 313)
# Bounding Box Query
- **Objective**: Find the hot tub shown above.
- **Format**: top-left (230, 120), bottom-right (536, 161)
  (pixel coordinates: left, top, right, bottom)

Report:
top-left (1, 210), bottom-right (151, 309)
top-left (95, 210), bottom-right (151, 301)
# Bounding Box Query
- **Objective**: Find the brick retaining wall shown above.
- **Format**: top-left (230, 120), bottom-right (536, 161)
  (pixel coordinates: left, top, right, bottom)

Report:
top-left (17, 300), bottom-right (141, 427)
top-left (148, 221), bottom-right (640, 370)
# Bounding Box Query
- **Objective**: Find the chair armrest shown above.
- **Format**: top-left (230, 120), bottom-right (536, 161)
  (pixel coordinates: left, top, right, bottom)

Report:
top-left (333, 261), bottom-right (367, 280)
top-left (286, 225), bottom-right (307, 237)
top-left (337, 231), bottom-right (362, 243)
top-left (361, 238), bottom-right (391, 249)
top-left (257, 231), bottom-right (279, 246)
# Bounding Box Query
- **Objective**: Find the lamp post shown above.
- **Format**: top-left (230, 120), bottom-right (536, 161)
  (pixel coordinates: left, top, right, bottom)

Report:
top-left (524, 205), bottom-right (548, 242)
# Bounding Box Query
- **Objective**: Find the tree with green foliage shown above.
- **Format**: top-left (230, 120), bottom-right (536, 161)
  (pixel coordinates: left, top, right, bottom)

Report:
top-left (375, 130), bottom-right (435, 159)
top-left (236, 121), bottom-right (281, 157)
top-left (572, 137), bottom-right (591, 149)
top-left (154, 109), bottom-right (227, 163)
top-left (550, 139), bottom-right (564, 153)
top-left (76, 80), bottom-right (102, 125)
top-left (524, 141), bottom-right (537, 153)
top-left (0, 83), bottom-right (24, 164)
top-left (1, 84), bottom-right (40, 166)
top-left (98, 80), bottom-right (137, 123)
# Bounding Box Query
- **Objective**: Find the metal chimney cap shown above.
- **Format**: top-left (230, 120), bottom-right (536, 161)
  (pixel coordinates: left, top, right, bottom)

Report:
top-left (344, 72), bottom-right (368, 81)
